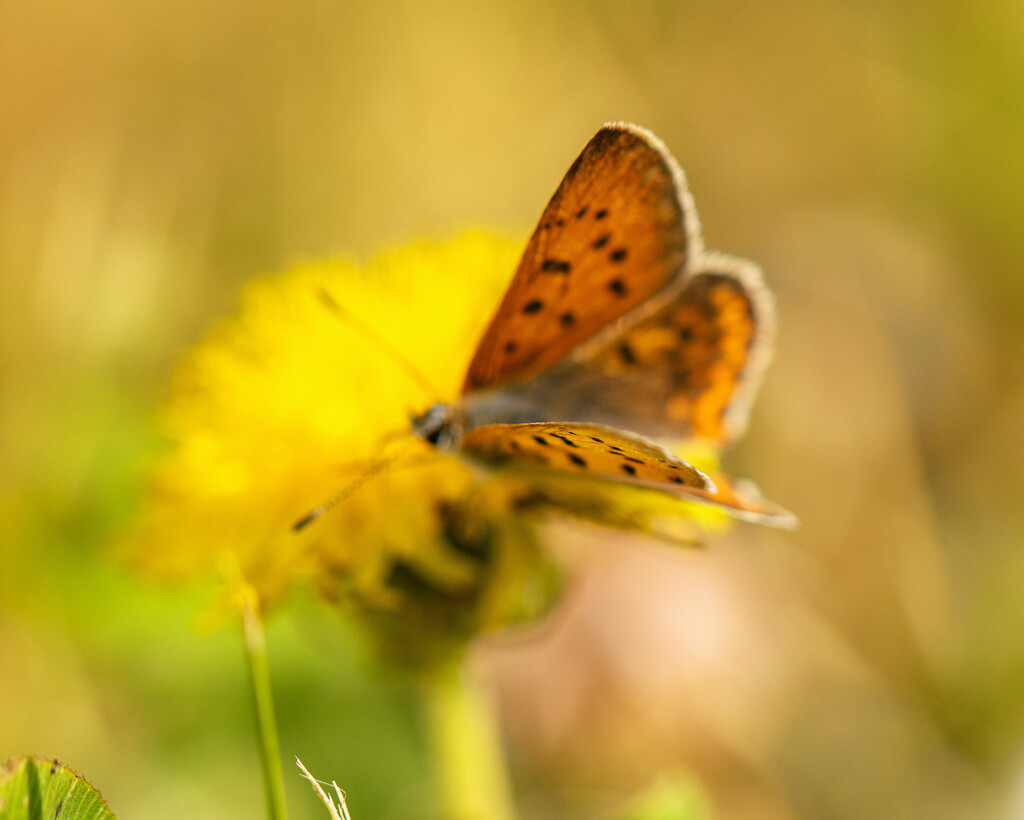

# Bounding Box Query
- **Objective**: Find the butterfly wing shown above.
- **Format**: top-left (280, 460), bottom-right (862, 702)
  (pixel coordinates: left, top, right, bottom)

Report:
top-left (684, 472), bottom-right (797, 528)
top-left (462, 123), bottom-right (702, 393)
top-left (485, 253), bottom-right (774, 445)
top-left (460, 422), bottom-right (710, 489)
top-left (459, 422), bottom-right (795, 528)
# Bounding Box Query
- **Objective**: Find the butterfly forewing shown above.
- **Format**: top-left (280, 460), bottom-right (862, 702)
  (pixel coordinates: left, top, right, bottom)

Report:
top-left (460, 422), bottom-right (710, 490)
top-left (460, 422), bottom-right (795, 527)
top-left (462, 124), bottom-right (699, 393)
top-left (687, 473), bottom-right (798, 528)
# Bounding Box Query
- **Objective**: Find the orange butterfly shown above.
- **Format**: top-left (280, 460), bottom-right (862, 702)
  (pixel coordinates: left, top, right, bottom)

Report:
top-left (410, 123), bottom-right (795, 530)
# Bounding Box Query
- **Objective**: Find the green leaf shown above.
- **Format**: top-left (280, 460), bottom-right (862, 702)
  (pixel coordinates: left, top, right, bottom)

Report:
top-left (0, 757), bottom-right (116, 820)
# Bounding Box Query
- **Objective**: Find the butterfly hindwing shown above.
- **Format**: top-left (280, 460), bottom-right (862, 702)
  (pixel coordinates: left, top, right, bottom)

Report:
top-left (462, 124), bottom-right (701, 393)
top-left (495, 254), bottom-right (773, 444)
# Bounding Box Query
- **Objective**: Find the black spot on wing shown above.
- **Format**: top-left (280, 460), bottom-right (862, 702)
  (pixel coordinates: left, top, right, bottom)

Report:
top-left (503, 340), bottom-right (517, 354)
top-left (622, 463), bottom-right (637, 476)
top-left (542, 259), bottom-right (571, 274)
top-left (576, 206), bottom-right (589, 219)
top-left (522, 299), bottom-right (544, 314)
top-left (551, 433), bottom-right (580, 448)
top-left (560, 311), bottom-right (575, 326)
top-left (568, 453), bottom-right (587, 467)
top-left (532, 435), bottom-right (550, 446)
top-left (618, 342), bottom-right (638, 365)
top-left (592, 233), bottom-right (610, 250)
top-left (595, 208), bottom-right (608, 220)
top-left (608, 278), bottom-right (628, 297)
top-left (610, 247), bottom-right (629, 263)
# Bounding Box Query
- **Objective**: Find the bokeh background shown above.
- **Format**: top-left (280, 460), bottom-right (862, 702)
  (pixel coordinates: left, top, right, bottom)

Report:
top-left (3, 1), bottom-right (1023, 817)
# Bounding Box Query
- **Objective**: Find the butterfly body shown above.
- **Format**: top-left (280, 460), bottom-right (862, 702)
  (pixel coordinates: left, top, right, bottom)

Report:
top-left (411, 123), bottom-right (794, 529)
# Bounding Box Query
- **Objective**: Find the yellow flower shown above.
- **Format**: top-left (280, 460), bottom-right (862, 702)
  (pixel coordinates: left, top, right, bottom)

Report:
top-left (127, 231), bottom-right (725, 666)
top-left (128, 234), bottom-right (548, 663)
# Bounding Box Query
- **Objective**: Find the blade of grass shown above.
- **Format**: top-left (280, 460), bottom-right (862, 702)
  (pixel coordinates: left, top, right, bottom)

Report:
top-left (241, 587), bottom-right (289, 820)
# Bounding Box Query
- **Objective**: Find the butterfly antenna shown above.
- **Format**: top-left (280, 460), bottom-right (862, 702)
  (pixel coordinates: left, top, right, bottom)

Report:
top-left (317, 287), bottom-right (441, 401)
top-left (291, 437), bottom-right (418, 532)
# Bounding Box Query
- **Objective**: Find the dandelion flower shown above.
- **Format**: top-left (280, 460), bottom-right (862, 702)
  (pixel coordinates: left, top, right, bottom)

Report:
top-left (129, 233), bottom-right (564, 662)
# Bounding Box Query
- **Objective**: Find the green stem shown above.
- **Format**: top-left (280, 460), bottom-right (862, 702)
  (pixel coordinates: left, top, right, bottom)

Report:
top-left (242, 592), bottom-right (289, 820)
top-left (422, 659), bottom-right (516, 820)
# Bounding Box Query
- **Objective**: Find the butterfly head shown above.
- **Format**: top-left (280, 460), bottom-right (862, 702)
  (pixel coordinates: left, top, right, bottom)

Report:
top-left (410, 402), bottom-right (463, 450)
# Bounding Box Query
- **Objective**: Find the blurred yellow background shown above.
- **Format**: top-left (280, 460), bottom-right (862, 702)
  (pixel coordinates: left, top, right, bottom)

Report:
top-left (2, 0), bottom-right (1023, 817)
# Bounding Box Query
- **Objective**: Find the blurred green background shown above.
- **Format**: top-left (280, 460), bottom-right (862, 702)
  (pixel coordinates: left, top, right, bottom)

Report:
top-left (3, 1), bottom-right (1024, 817)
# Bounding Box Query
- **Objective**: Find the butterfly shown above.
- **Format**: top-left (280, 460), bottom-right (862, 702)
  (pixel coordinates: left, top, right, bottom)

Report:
top-left (408, 122), bottom-right (795, 531)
